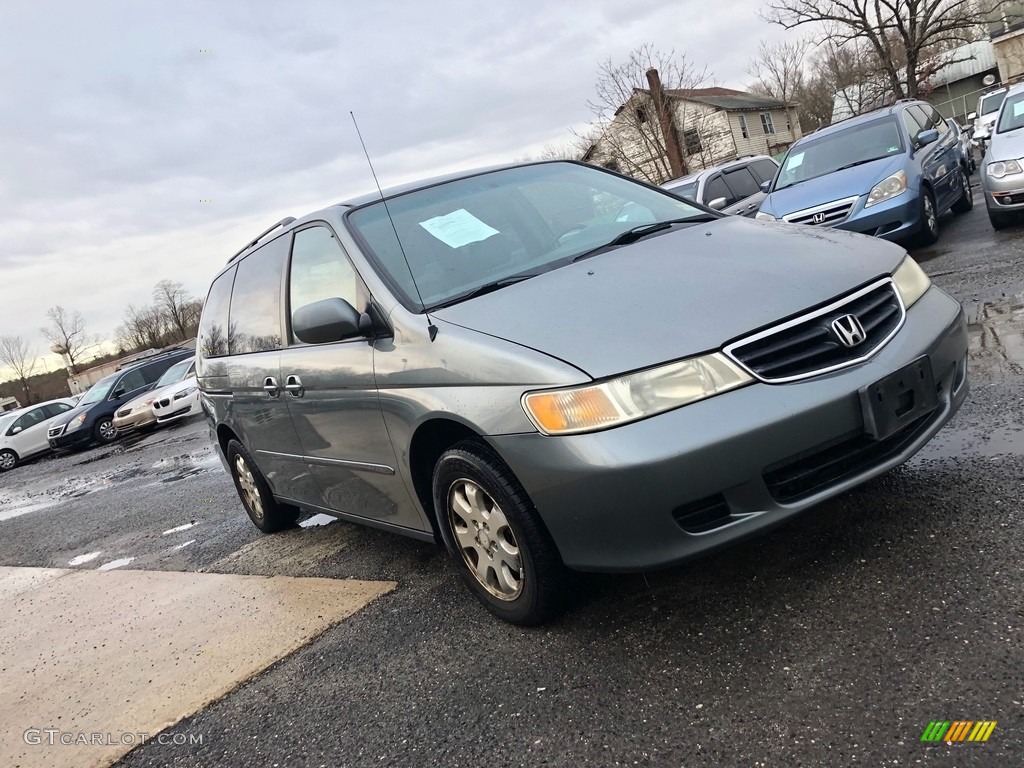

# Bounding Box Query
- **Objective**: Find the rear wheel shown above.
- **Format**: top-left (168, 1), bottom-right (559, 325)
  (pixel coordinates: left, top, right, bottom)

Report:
top-left (951, 168), bottom-right (973, 214)
top-left (433, 440), bottom-right (566, 626)
top-left (226, 439), bottom-right (299, 532)
top-left (915, 190), bottom-right (940, 246)
top-left (0, 449), bottom-right (17, 472)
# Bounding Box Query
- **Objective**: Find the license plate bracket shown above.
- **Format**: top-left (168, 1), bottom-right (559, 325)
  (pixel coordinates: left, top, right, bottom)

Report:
top-left (859, 356), bottom-right (937, 441)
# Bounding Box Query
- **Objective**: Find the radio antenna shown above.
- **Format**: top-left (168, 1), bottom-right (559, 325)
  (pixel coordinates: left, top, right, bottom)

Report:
top-left (350, 112), bottom-right (438, 341)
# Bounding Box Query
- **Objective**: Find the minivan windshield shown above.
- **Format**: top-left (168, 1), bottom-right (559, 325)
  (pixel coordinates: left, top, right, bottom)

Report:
top-left (996, 91), bottom-right (1024, 134)
top-left (347, 163), bottom-right (706, 310)
top-left (980, 90), bottom-right (1006, 116)
top-left (77, 375), bottom-right (116, 407)
top-left (155, 358), bottom-right (194, 388)
top-left (775, 117), bottom-right (905, 191)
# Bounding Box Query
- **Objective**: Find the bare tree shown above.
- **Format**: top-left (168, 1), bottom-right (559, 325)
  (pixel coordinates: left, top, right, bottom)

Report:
top-left (116, 304), bottom-right (169, 351)
top-left (41, 306), bottom-right (96, 374)
top-left (765, 0), bottom-right (1007, 100)
top-left (153, 280), bottom-right (193, 341)
top-left (746, 39), bottom-right (807, 104)
top-left (582, 45), bottom-right (715, 183)
top-left (0, 335), bottom-right (37, 403)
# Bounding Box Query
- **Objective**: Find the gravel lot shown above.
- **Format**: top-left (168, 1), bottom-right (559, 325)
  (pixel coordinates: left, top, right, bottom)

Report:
top-left (1, 187), bottom-right (1022, 767)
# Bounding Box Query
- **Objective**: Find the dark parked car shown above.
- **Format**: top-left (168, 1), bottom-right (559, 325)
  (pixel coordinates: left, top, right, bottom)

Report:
top-left (199, 161), bottom-right (968, 625)
top-left (757, 99), bottom-right (973, 246)
top-left (662, 155), bottom-right (779, 216)
top-left (946, 117), bottom-right (976, 175)
top-left (47, 348), bottom-right (195, 450)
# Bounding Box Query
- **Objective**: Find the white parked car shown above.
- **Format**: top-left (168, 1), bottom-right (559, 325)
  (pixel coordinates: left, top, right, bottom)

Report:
top-left (151, 362), bottom-right (200, 425)
top-left (0, 398), bottom-right (78, 471)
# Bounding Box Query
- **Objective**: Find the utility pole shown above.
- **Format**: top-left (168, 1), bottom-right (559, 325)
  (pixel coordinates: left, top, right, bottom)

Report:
top-left (646, 67), bottom-right (686, 179)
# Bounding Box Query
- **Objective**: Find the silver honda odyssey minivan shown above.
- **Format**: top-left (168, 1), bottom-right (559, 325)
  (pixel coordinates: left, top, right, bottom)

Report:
top-left (198, 161), bottom-right (968, 625)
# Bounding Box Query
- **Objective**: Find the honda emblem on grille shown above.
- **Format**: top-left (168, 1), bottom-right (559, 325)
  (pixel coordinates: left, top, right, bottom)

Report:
top-left (812, 212), bottom-right (827, 224)
top-left (831, 314), bottom-right (866, 347)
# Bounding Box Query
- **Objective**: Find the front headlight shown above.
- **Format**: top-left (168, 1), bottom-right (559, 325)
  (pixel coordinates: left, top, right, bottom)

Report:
top-left (755, 211), bottom-right (776, 221)
top-left (173, 385), bottom-right (198, 401)
top-left (987, 159), bottom-right (1023, 179)
top-left (65, 413), bottom-right (88, 433)
top-left (892, 255), bottom-right (931, 308)
top-left (522, 353), bottom-right (752, 435)
top-left (865, 170), bottom-right (907, 208)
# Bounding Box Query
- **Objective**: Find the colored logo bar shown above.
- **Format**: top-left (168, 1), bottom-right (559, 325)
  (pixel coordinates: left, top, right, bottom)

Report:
top-left (921, 721), bottom-right (997, 742)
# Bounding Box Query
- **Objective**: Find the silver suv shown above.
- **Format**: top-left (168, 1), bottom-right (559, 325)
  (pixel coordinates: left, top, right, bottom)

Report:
top-left (661, 155), bottom-right (779, 216)
top-left (199, 161), bottom-right (967, 625)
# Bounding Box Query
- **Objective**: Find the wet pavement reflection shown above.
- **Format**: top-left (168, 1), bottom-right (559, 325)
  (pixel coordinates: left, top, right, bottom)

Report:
top-left (965, 292), bottom-right (1024, 379)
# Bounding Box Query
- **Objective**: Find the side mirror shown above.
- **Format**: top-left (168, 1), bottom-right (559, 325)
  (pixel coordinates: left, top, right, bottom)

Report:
top-left (759, 180), bottom-right (772, 193)
top-left (968, 111), bottom-right (977, 120)
top-left (707, 197), bottom-right (727, 211)
top-left (11, 426), bottom-right (22, 435)
top-left (917, 128), bottom-right (939, 147)
top-left (293, 298), bottom-right (366, 344)
top-left (112, 388), bottom-right (125, 399)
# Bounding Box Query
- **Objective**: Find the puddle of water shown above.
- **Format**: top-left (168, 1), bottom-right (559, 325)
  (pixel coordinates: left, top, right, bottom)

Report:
top-left (299, 513), bottom-right (337, 528)
top-left (966, 294), bottom-right (1024, 378)
top-left (172, 540), bottom-right (196, 551)
top-left (97, 557), bottom-right (135, 571)
top-left (917, 424), bottom-right (1024, 461)
top-left (163, 522), bottom-right (198, 535)
top-left (68, 551), bottom-right (102, 566)
top-left (152, 451), bottom-right (222, 484)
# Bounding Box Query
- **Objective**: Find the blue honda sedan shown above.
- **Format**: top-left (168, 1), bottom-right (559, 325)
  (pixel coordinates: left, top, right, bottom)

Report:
top-left (756, 100), bottom-right (973, 246)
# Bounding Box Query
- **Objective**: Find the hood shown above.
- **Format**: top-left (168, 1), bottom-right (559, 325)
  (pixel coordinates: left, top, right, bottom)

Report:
top-left (989, 128), bottom-right (1024, 163)
top-left (763, 155), bottom-right (906, 218)
top-left (50, 404), bottom-right (87, 429)
top-left (432, 216), bottom-right (906, 379)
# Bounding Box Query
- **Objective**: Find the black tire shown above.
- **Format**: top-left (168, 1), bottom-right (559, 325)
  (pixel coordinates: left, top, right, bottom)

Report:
top-left (915, 189), bottom-right (940, 246)
top-left (0, 449), bottom-right (18, 472)
top-left (433, 440), bottom-right (566, 626)
top-left (93, 416), bottom-right (117, 445)
top-left (226, 439), bottom-right (299, 532)
top-left (951, 168), bottom-right (973, 214)
top-left (988, 209), bottom-right (1012, 230)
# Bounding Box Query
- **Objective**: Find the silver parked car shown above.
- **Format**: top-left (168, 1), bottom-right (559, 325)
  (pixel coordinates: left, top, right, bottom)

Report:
top-left (662, 155), bottom-right (779, 216)
top-left (981, 82), bottom-right (1024, 230)
top-left (198, 161), bottom-right (968, 625)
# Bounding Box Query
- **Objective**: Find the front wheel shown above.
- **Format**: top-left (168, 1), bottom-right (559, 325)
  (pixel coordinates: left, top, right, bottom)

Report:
top-left (0, 449), bottom-right (17, 472)
top-left (433, 441), bottom-right (566, 626)
top-left (93, 417), bottom-right (117, 444)
top-left (226, 439), bottom-right (299, 532)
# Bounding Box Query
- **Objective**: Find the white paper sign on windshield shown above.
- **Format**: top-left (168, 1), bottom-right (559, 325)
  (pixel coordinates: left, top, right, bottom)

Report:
top-left (419, 209), bottom-right (499, 249)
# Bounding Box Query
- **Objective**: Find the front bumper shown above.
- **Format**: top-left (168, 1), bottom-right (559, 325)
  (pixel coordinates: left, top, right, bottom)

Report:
top-left (48, 427), bottom-right (93, 450)
top-left (113, 411), bottom-right (155, 433)
top-left (154, 395), bottom-right (200, 424)
top-left (833, 191), bottom-right (922, 242)
top-left (490, 287), bottom-right (968, 572)
top-left (982, 171), bottom-right (1024, 212)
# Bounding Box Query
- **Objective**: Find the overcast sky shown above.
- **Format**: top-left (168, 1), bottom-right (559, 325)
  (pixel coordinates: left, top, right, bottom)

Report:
top-left (0, 0), bottom-right (788, 377)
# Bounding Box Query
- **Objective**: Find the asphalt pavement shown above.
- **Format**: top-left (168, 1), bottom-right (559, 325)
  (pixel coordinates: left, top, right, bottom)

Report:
top-left (1, 185), bottom-right (1021, 767)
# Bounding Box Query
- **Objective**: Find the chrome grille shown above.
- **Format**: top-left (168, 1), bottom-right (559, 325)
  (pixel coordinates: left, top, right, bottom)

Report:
top-left (48, 424), bottom-right (65, 438)
top-left (783, 196), bottom-right (859, 227)
top-left (725, 279), bottom-right (904, 383)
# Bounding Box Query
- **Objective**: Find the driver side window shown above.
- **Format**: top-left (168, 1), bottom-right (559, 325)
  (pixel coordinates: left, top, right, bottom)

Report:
top-left (114, 370), bottom-right (147, 397)
top-left (10, 407), bottom-right (46, 433)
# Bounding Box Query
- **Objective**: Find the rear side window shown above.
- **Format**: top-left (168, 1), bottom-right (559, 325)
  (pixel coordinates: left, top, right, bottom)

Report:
top-left (140, 362), bottom-right (168, 384)
top-left (703, 175), bottom-right (736, 207)
top-left (749, 159), bottom-right (778, 185)
top-left (199, 266), bottom-right (236, 358)
top-left (229, 236), bottom-right (287, 354)
top-left (42, 403), bottom-right (73, 418)
top-left (722, 167), bottom-right (760, 199)
top-left (289, 226), bottom-right (360, 319)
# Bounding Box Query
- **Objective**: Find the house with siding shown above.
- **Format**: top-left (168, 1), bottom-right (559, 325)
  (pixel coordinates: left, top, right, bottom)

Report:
top-left (583, 86), bottom-right (802, 184)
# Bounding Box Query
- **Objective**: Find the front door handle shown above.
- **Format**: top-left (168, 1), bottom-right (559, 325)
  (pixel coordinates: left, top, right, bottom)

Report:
top-left (285, 374), bottom-right (304, 398)
top-left (263, 377), bottom-right (280, 398)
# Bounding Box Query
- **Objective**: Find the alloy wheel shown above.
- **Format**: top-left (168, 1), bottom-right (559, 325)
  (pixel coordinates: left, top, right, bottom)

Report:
top-left (0, 451), bottom-right (15, 471)
top-left (924, 195), bottom-right (938, 236)
top-left (234, 454), bottom-right (264, 520)
top-left (448, 478), bottom-right (523, 600)
top-left (98, 420), bottom-right (116, 441)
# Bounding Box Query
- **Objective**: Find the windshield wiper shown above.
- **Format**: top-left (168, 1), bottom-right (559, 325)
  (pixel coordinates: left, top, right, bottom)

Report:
top-left (832, 156), bottom-right (890, 173)
top-left (431, 274), bottom-right (538, 308)
top-left (571, 216), bottom-right (714, 263)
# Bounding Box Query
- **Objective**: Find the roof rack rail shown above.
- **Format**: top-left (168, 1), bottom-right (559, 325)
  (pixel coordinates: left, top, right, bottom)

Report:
top-left (228, 217), bottom-right (296, 263)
